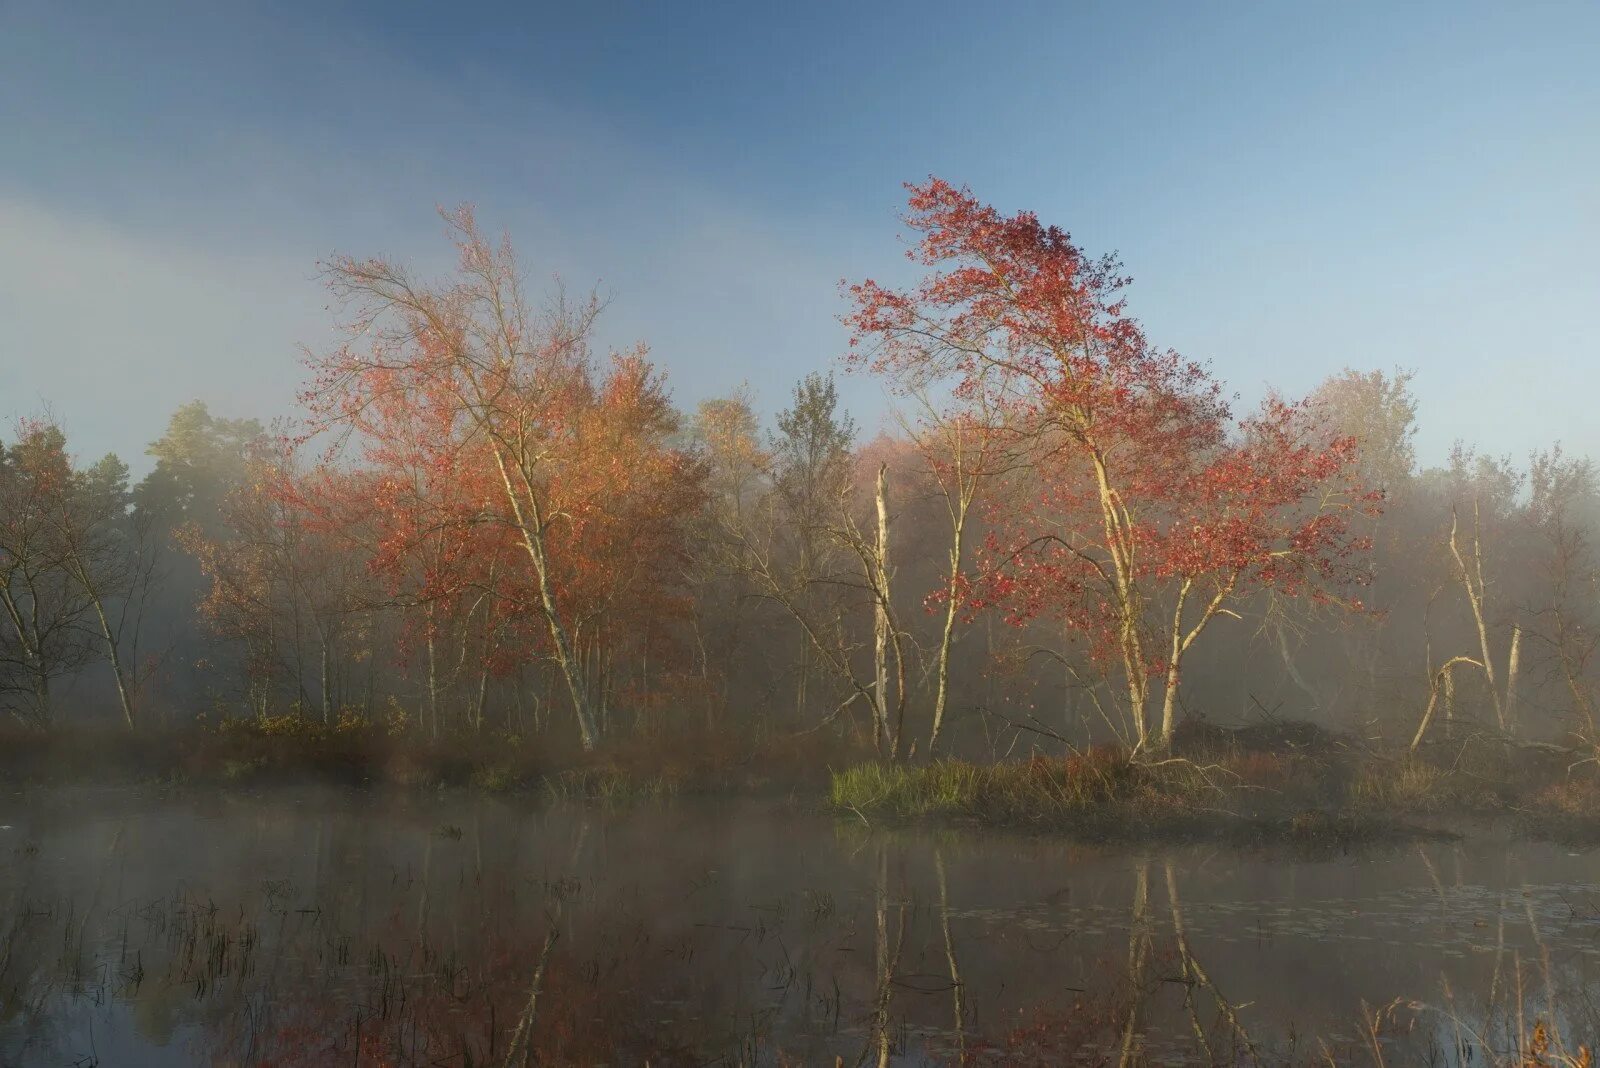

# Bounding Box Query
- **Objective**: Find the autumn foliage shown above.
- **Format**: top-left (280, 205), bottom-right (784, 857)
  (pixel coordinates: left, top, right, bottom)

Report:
top-left (846, 179), bottom-right (1379, 748)
top-left (21, 180), bottom-right (1600, 768)
top-left (293, 209), bottom-right (705, 749)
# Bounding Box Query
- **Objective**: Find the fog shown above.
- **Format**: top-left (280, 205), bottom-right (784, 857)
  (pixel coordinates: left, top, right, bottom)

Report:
top-left (5, 3), bottom-right (1600, 1064)
top-left (3, 221), bottom-right (1596, 755)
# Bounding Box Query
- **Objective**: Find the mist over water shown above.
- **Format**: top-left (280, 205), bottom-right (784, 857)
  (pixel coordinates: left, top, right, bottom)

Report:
top-left (4, 788), bottom-right (1599, 1064)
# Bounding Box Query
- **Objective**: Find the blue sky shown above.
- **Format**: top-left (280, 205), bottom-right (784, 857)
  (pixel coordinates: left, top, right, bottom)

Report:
top-left (2, 1), bottom-right (1596, 473)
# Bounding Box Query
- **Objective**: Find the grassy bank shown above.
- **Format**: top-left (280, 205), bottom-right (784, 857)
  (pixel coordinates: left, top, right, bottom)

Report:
top-left (827, 750), bottom-right (1429, 846)
top-left (830, 727), bottom-right (1600, 845)
top-left (9, 715), bottom-right (1600, 845)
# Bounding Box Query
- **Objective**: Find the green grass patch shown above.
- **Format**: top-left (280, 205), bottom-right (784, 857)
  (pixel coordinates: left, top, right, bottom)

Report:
top-left (830, 750), bottom-right (1213, 825)
top-left (830, 749), bottom-right (1455, 846)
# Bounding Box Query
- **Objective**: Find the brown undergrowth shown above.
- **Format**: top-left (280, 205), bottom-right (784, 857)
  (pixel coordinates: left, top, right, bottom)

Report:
top-left (0, 713), bottom-right (864, 799)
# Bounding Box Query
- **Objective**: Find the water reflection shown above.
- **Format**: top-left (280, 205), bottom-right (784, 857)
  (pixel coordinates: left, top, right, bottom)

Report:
top-left (0, 787), bottom-right (1597, 1064)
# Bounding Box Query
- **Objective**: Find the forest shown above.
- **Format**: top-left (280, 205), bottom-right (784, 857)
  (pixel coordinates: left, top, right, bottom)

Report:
top-left (2, 181), bottom-right (1597, 828)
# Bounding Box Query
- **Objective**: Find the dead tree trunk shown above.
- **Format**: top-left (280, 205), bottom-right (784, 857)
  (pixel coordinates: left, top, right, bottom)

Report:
top-left (1411, 655), bottom-right (1488, 751)
top-left (1449, 502), bottom-right (1521, 735)
top-left (873, 463), bottom-right (891, 756)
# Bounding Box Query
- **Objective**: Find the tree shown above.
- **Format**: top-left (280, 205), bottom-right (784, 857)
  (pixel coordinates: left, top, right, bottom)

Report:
top-left (846, 179), bottom-right (1377, 750)
top-left (0, 423), bottom-right (93, 724)
top-left (688, 388), bottom-right (768, 714)
top-left (699, 375), bottom-right (908, 740)
top-left (127, 402), bottom-right (265, 721)
top-left (1293, 368), bottom-right (1420, 717)
top-left (1525, 447), bottom-right (1599, 743)
top-left (848, 349), bottom-right (1016, 755)
top-left (914, 402), bottom-right (1009, 755)
top-left (301, 347), bottom-right (514, 734)
top-left (1306, 368), bottom-right (1418, 497)
top-left (306, 207), bottom-right (702, 749)
top-left (0, 421), bottom-right (167, 729)
top-left (135, 401), bottom-right (265, 531)
top-left (768, 373), bottom-right (860, 719)
top-left (549, 354), bottom-right (705, 736)
top-left (179, 457), bottom-right (321, 719)
top-left (1439, 446), bottom-right (1526, 735)
top-left (49, 451), bottom-right (160, 728)
top-left (837, 439), bottom-right (910, 757)
top-left (266, 463), bottom-right (390, 724)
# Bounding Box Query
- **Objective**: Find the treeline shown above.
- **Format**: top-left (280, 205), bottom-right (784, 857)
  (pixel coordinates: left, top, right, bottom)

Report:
top-left (3, 183), bottom-right (1596, 758)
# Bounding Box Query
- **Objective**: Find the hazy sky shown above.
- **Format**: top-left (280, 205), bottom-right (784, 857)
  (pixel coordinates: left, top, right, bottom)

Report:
top-left (2, 1), bottom-right (1596, 474)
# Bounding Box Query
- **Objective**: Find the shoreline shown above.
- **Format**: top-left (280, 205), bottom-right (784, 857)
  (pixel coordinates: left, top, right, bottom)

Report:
top-left (7, 722), bottom-right (1600, 850)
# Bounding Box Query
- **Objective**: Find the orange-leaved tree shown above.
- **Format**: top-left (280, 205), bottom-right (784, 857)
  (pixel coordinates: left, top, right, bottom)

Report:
top-left (304, 208), bottom-right (702, 749)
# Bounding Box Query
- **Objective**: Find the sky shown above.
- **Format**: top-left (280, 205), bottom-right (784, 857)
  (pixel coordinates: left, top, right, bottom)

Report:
top-left (2, 0), bottom-right (1597, 475)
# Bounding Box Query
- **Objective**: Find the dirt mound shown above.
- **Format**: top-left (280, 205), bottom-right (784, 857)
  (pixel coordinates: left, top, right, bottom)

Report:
top-left (1171, 716), bottom-right (1350, 756)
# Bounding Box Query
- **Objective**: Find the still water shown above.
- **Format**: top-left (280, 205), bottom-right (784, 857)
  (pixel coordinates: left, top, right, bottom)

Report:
top-left (2, 787), bottom-right (1598, 1065)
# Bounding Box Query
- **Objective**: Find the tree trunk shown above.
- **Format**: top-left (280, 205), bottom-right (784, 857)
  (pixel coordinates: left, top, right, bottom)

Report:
top-left (1092, 453), bottom-right (1150, 751)
top-left (1451, 504), bottom-right (1505, 730)
top-left (873, 463), bottom-right (893, 757)
top-left (1444, 667), bottom-right (1456, 740)
top-left (474, 665), bottom-right (490, 733)
top-left (33, 671), bottom-right (51, 727)
top-left (1273, 618), bottom-right (1319, 711)
top-left (319, 638), bottom-right (332, 725)
top-left (531, 541), bottom-right (598, 749)
top-left (425, 629), bottom-right (439, 738)
top-left (929, 506), bottom-right (965, 757)
top-left (1411, 656), bottom-right (1486, 750)
top-left (491, 447), bottom-right (599, 750)
top-left (1157, 583), bottom-right (1190, 750)
top-left (1159, 663), bottom-right (1182, 750)
top-left (87, 594), bottom-right (136, 729)
top-left (1125, 673), bottom-right (1149, 752)
top-left (1503, 623), bottom-right (1522, 738)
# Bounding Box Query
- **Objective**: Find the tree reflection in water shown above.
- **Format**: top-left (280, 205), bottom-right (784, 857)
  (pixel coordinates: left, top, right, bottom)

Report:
top-left (1, 791), bottom-right (1598, 1065)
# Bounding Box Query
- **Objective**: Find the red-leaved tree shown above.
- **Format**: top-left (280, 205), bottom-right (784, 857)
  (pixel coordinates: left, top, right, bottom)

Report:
top-left (846, 179), bottom-right (1378, 749)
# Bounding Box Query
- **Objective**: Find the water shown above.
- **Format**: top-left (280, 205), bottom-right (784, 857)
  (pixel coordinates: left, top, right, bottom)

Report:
top-left (2, 787), bottom-right (1598, 1065)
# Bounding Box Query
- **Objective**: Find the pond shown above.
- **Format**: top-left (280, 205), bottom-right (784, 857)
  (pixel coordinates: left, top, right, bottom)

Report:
top-left (2, 787), bottom-right (1597, 1065)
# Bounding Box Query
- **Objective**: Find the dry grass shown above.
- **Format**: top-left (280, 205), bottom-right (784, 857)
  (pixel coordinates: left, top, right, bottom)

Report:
top-left (1348, 754), bottom-right (1462, 810)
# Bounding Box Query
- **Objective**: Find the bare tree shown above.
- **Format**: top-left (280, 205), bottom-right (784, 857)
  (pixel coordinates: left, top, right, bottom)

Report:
top-left (894, 377), bottom-right (1014, 755)
top-left (1449, 498), bottom-right (1521, 734)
